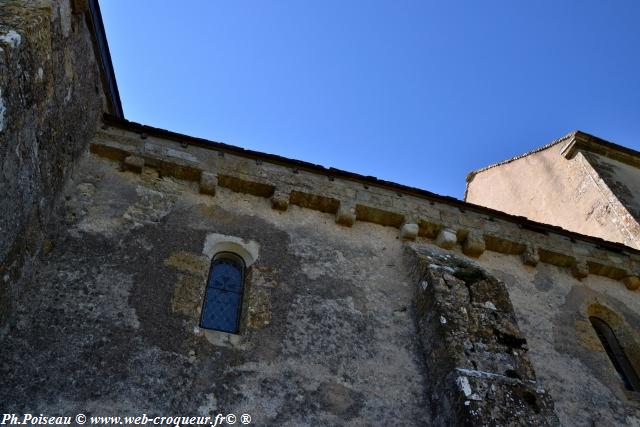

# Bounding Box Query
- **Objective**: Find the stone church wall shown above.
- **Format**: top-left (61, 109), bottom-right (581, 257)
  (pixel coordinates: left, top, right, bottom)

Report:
top-left (1, 151), bottom-right (432, 425)
top-left (2, 2), bottom-right (640, 425)
top-left (481, 252), bottom-right (640, 425)
top-left (3, 125), bottom-right (640, 425)
top-left (0, 0), bottom-right (105, 325)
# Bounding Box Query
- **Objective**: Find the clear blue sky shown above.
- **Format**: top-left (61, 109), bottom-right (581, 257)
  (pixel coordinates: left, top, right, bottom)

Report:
top-left (100, 1), bottom-right (640, 199)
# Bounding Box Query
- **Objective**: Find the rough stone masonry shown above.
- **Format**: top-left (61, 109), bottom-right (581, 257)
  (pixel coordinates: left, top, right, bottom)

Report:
top-left (2, 1), bottom-right (640, 426)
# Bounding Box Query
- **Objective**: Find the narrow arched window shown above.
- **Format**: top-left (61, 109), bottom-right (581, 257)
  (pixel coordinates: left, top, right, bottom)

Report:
top-left (200, 252), bottom-right (246, 334)
top-left (590, 316), bottom-right (640, 391)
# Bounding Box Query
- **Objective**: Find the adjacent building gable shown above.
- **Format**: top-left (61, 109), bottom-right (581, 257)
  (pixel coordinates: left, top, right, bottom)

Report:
top-left (466, 131), bottom-right (640, 249)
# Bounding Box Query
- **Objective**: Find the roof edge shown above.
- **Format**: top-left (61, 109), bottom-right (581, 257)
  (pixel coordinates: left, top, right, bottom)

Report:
top-left (465, 130), bottom-right (640, 200)
top-left (561, 131), bottom-right (640, 169)
top-left (86, 0), bottom-right (124, 118)
top-left (463, 131), bottom-right (577, 201)
top-left (465, 131), bottom-right (578, 183)
top-left (467, 130), bottom-right (640, 182)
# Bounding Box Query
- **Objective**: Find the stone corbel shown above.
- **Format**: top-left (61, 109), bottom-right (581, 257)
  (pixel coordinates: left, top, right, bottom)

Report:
top-left (521, 245), bottom-right (540, 267)
top-left (571, 260), bottom-right (590, 280)
top-left (462, 230), bottom-right (485, 258)
top-left (335, 200), bottom-right (356, 227)
top-left (271, 188), bottom-right (290, 211)
top-left (435, 227), bottom-right (457, 250)
top-left (199, 171), bottom-right (218, 196)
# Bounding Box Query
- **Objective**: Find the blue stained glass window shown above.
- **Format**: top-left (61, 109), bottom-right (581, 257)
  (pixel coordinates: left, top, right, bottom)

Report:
top-left (200, 254), bottom-right (245, 334)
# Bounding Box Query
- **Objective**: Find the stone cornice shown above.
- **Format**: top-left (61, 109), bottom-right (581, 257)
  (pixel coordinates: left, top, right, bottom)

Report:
top-left (91, 122), bottom-right (640, 292)
top-left (561, 131), bottom-right (640, 170)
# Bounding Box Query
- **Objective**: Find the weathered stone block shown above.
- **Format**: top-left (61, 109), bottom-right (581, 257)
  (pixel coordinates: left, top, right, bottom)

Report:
top-left (290, 191), bottom-right (339, 213)
top-left (435, 227), bottom-right (457, 249)
top-left (462, 231), bottom-right (485, 257)
top-left (456, 372), bottom-right (558, 426)
top-left (217, 174), bottom-right (275, 197)
top-left (355, 204), bottom-right (404, 227)
top-left (199, 171), bottom-right (217, 196)
top-left (571, 260), bottom-right (590, 280)
top-left (485, 234), bottom-right (527, 255)
top-left (539, 248), bottom-right (575, 268)
top-left (335, 201), bottom-right (356, 227)
top-left (247, 288), bottom-right (272, 329)
top-left (406, 245), bottom-right (559, 426)
top-left (417, 219), bottom-right (443, 238)
top-left (622, 276), bottom-right (640, 291)
top-left (521, 245), bottom-right (540, 266)
top-left (170, 274), bottom-right (205, 319)
top-left (399, 223), bottom-right (419, 241)
top-left (271, 189), bottom-right (289, 211)
top-left (124, 155), bottom-right (145, 173)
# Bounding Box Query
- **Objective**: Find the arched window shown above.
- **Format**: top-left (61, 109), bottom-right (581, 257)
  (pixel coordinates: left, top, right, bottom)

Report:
top-left (200, 252), bottom-right (246, 334)
top-left (590, 316), bottom-right (640, 391)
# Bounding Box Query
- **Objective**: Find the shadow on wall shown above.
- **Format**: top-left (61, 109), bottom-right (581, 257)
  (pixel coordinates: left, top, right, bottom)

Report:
top-left (556, 287), bottom-right (640, 402)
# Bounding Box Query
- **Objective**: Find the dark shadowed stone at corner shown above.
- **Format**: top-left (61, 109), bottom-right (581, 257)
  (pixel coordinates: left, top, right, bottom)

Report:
top-left (404, 244), bottom-right (560, 426)
top-left (0, 1), bottom-right (105, 326)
